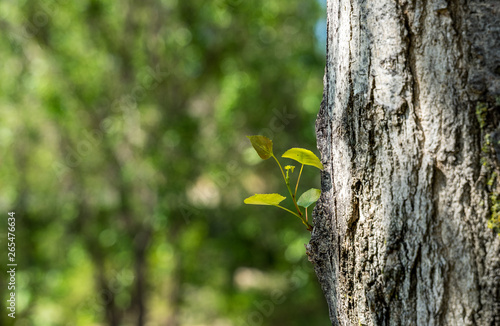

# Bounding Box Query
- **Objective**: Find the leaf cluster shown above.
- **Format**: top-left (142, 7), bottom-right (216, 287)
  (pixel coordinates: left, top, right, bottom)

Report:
top-left (244, 135), bottom-right (323, 231)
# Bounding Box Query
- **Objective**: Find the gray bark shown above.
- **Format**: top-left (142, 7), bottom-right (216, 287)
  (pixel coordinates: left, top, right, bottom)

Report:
top-left (307, 0), bottom-right (500, 325)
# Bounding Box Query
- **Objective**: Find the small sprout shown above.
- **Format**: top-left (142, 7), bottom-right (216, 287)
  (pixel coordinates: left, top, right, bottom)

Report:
top-left (243, 135), bottom-right (322, 232)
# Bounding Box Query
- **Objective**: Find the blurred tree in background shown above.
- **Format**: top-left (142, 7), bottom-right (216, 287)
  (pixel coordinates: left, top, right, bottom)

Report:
top-left (0, 0), bottom-right (329, 325)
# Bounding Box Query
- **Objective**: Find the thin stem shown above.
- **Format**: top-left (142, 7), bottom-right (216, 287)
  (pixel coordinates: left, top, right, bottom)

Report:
top-left (272, 154), bottom-right (287, 183)
top-left (272, 154), bottom-right (311, 230)
top-left (275, 205), bottom-right (311, 230)
top-left (274, 205), bottom-right (301, 218)
top-left (287, 183), bottom-right (302, 216)
top-left (294, 164), bottom-right (304, 198)
top-left (273, 154), bottom-right (302, 215)
top-left (305, 207), bottom-right (308, 222)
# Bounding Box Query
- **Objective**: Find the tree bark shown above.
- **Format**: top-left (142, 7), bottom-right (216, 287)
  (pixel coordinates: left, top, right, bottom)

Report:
top-left (308, 0), bottom-right (500, 325)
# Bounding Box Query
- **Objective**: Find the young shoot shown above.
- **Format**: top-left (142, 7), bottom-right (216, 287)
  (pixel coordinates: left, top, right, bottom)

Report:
top-left (243, 135), bottom-right (323, 232)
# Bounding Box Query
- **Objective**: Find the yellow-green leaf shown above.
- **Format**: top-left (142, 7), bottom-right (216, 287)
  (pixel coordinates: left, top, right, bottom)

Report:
top-left (297, 188), bottom-right (321, 208)
top-left (247, 135), bottom-right (274, 160)
top-left (244, 193), bottom-right (286, 206)
top-left (282, 148), bottom-right (323, 170)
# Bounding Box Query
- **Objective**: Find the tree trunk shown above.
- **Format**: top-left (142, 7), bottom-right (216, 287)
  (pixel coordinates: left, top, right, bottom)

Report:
top-left (307, 1), bottom-right (500, 325)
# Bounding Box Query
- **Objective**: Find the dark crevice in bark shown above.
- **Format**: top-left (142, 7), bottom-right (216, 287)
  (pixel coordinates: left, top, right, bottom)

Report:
top-left (400, 0), bottom-right (424, 144)
top-left (409, 245), bottom-right (421, 324)
top-left (446, 0), bottom-right (466, 69)
top-left (345, 3), bottom-right (359, 323)
top-left (370, 283), bottom-right (390, 326)
top-left (430, 165), bottom-right (449, 324)
top-left (438, 263), bottom-right (451, 325)
top-left (454, 127), bottom-right (465, 166)
top-left (431, 165), bottom-right (446, 223)
top-left (347, 0), bottom-right (358, 232)
top-left (347, 180), bottom-right (361, 322)
top-left (350, 181), bottom-right (362, 233)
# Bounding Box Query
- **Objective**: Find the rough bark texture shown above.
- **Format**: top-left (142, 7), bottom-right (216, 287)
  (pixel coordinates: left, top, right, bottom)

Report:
top-left (307, 0), bottom-right (500, 325)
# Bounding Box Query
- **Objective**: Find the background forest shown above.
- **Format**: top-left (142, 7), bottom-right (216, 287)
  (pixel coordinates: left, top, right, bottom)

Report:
top-left (0, 0), bottom-right (329, 325)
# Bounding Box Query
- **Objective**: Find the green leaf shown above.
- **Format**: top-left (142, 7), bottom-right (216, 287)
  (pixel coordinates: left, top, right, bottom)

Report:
top-left (247, 135), bottom-right (273, 160)
top-left (244, 193), bottom-right (286, 206)
top-left (282, 148), bottom-right (323, 170)
top-left (297, 188), bottom-right (321, 208)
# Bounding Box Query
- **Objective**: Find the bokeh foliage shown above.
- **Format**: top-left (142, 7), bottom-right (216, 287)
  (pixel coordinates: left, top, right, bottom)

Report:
top-left (0, 0), bottom-right (329, 325)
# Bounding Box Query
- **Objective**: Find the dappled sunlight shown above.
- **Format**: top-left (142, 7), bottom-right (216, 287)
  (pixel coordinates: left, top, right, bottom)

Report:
top-left (233, 267), bottom-right (288, 291)
top-left (187, 176), bottom-right (221, 209)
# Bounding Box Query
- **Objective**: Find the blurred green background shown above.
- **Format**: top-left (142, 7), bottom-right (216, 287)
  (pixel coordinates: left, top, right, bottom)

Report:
top-left (0, 0), bottom-right (329, 325)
